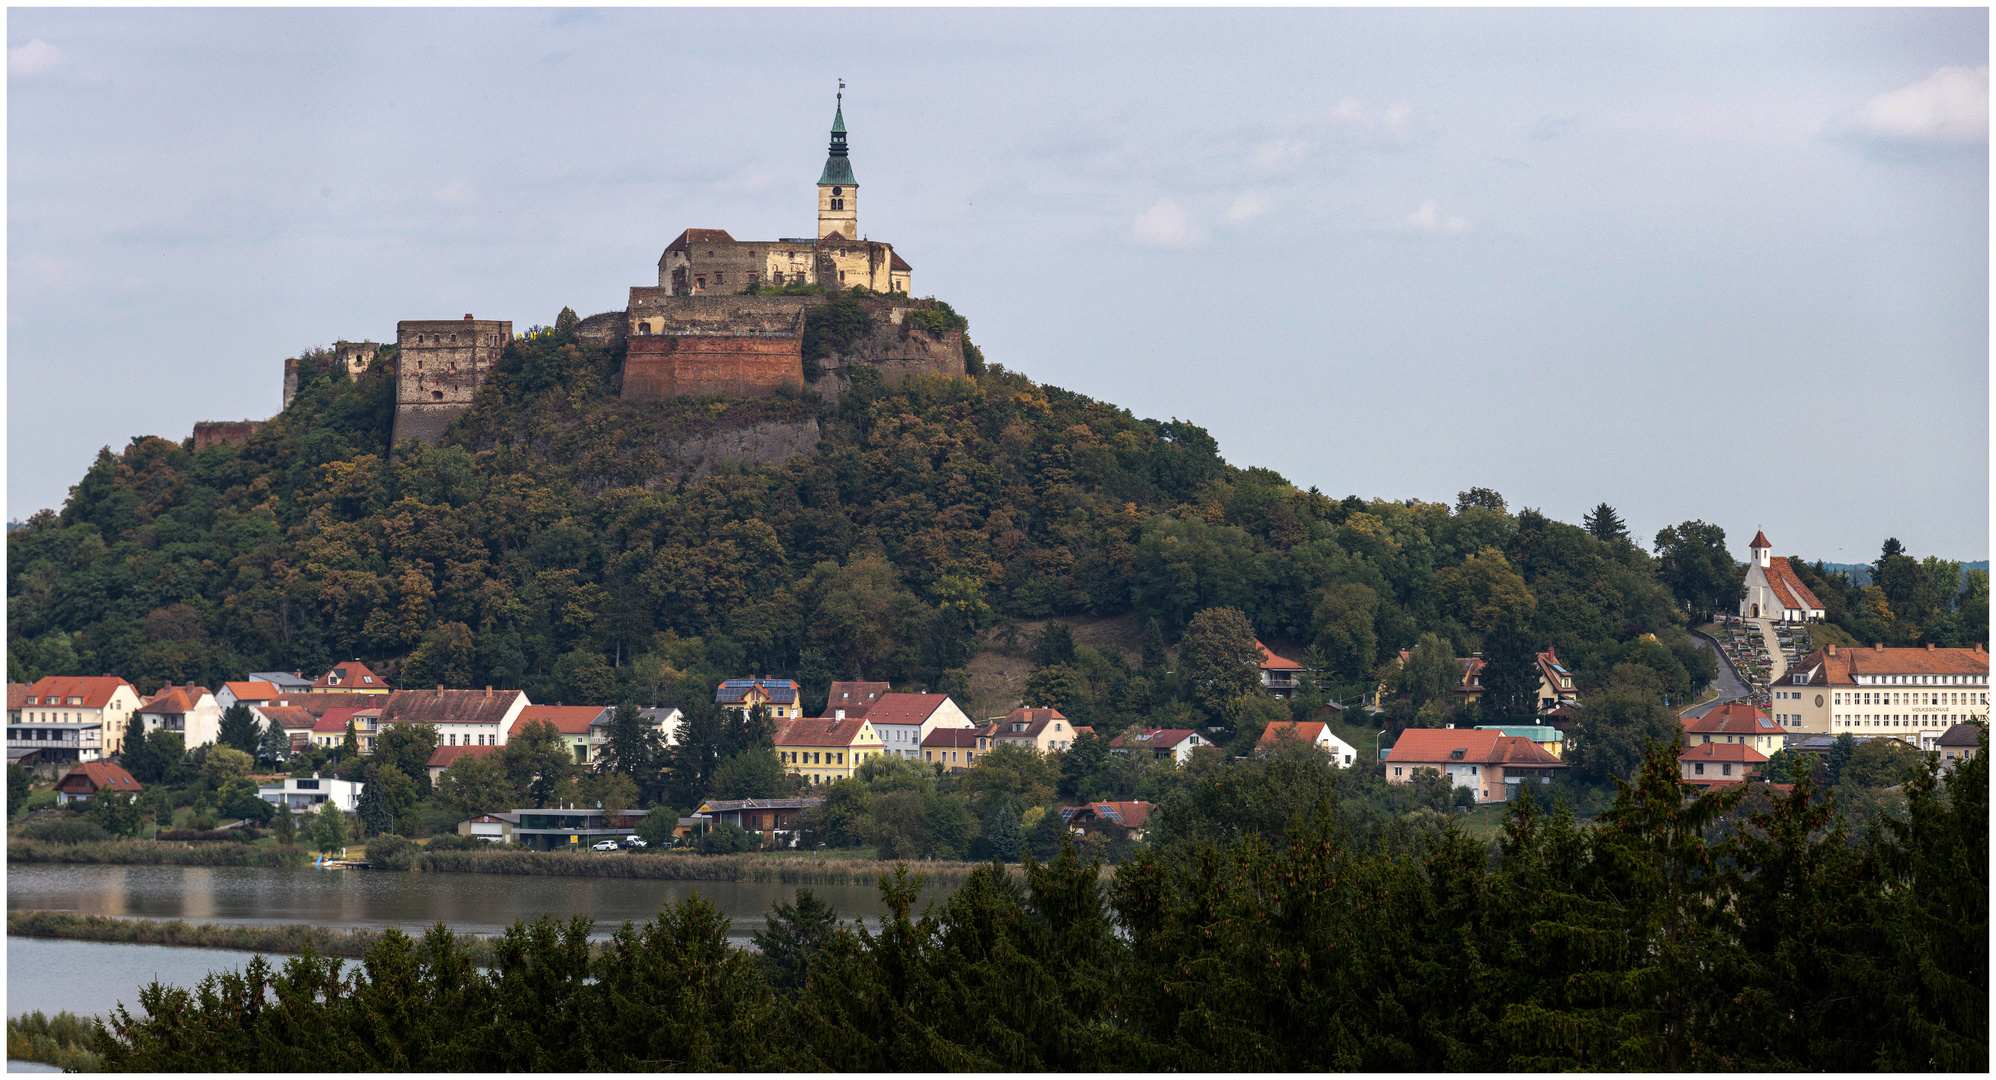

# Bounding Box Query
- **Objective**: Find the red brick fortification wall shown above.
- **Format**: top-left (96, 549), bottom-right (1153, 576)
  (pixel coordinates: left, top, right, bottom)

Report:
top-left (192, 421), bottom-right (265, 450)
top-left (621, 334), bottom-right (804, 401)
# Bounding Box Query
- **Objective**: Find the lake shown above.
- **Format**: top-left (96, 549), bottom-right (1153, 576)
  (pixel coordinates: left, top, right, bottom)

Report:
top-left (7, 862), bottom-right (953, 1022)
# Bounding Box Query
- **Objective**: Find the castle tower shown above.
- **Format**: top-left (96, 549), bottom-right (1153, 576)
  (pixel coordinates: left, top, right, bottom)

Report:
top-left (817, 93), bottom-right (857, 240)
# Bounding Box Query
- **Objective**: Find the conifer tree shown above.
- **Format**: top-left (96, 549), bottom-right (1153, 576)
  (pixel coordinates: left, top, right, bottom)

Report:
top-left (1583, 502), bottom-right (1628, 543)
top-left (216, 703), bottom-right (260, 756)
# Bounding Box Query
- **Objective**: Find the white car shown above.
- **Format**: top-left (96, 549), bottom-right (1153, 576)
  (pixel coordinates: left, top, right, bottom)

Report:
top-left (621, 836), bottom-right (647, 849)
top-left (591, 839), bottom-right (620, 851)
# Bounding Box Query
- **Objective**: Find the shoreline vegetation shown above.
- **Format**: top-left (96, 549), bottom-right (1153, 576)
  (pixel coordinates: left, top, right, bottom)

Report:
top-left (7, 910), bottom-right (508, 967)
top-left (6, 838), bottom-right (310, 868)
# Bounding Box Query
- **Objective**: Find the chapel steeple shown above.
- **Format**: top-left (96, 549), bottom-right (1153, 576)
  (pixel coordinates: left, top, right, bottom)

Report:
top-left (817, 85), bottom-right (858, 240)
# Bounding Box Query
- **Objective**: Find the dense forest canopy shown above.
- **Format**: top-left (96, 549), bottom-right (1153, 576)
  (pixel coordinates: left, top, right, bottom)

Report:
top-left (5, 304), bottom-right (1981, 725)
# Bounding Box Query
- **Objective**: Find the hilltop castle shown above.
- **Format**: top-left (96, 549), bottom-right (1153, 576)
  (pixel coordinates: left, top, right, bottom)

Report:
top-left (201, 96), bottom-right (958, 449)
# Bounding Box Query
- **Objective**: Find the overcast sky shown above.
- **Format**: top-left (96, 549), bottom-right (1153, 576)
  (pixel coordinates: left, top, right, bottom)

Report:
top-left (8, 7), bottom-right (1988, 565)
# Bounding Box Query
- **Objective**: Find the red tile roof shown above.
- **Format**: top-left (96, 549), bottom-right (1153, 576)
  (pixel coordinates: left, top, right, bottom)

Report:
top-left (1389, 728), bottom-right (1566, 768)
top-left (1678, 742), bottom-right (1769, 765)
top-left (138, 687), bottom-right (200, 715)
top-left (1257, 639), bottom-right (1303, 671)
top-left (378, 688), bottom-right (525, 729)
top-left (426, 744), bottom-right (503, 770)
top-left (56, 761), bottom-right (142, 794)
top-left (1750, 530), bottom-right (1771, 549)
top-left (993, 707), bottom-right (1068, 741)
top-left (311, 662), bottom-right (387, 692)
top-left (223, 681), bottom-right (280, 702)
top-left (862, 694), bottom-right (953, 727)
top-left (1683, 702), bottom-right (1782, 735)
top-left (821, 680), bottom-right (892, 718)
top-left (1067, 801), bottom-right (1154, 830)
top-left (1257, 720), bottom-right (1331, 749)
top-left (513, 705), bottom-right (610, 736)
top-left (312, 707), bottom-right (371, 734)
top-left (9, 684), bottom-right (31, 711)
top-left (922, 727), bottom-right (982, 749)
top-left (775, 717), bottom-right (878, 748)
top-left (1109, 727), bottom-right (1201, 750)
top-left (24, 676), bottom-right (135, 710)
top-left (255, 705), bottom-right (318, 731)
top-left (1765, 557), bottom-right (1824, 613)
top-left (1788, 643), bottom-right (1989, 686)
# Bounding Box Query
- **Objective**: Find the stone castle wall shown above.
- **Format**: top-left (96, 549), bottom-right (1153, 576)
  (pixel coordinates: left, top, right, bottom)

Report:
top-left (623, 334), bottom-right (805, 401)
top-left (391, 316), bottom-right (511, 445)
top-left (191, 420), bottom-right (265, 450)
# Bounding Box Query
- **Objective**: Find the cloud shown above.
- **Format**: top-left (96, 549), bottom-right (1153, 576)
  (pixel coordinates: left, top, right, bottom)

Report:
top-left (434, 180), bottom-right (470, 204)
top-left (1226, 193), bottom-right (1271, 222)
top-left (1253, 139), bottom-right (1309, 167)
top-left (1843, 65), bottom-right (1988, 145)
top-left (9, 39), bottom-right (60, 77)
top-left (1327, 96), bottom-right (1414, 142)
top-left (1131, 197), bottom-right (1203, 248)
top-left (1406, 199), bottom-right (1468, 233)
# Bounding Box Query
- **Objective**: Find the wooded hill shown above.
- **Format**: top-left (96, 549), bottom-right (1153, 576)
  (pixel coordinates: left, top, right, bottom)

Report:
top-left (12, 300), bottom-right (1718, 731)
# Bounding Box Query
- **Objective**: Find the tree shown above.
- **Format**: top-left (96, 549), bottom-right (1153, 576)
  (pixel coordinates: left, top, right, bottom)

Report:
top-left (1030, 622), bottom-right (1077, 669)
top-left (340, 720), bottom-right (360, 762)
top-left (752, 888), bottom-right (842, 998)
top-left (799, 778), bottom-right (874, 849)
top-left (502, 718), bottom-right (575, 808)
top-left (595, 702), bottom-right (662, 780)
top-left (1583, 502), bottom-right (1629, 543)
top-left (1456, 487), bottom-right (1506, 513)
top-left (957, 744), bottom-right (1059, 814)
top-left (403, 621), bottom-right (475, 688)
top-left (310, 805), bottom-right (349, 856)
top-left (921, 793), bottom-right (975, 860)
top-left (201, 746), bottom-right (254, 788)
top-left (979, 798), bottom-right (1026, 862)
top-left (1177, 606), bottom-right (1263, 711)
top-left (1839, 738), bottom-right (1926, 789)
top-left (1478, 613), bottom-right (1542, 723)
top-left (8, 763), bottom-right (31, 811)
top-left (1567, 665), bottom-right (1684, 785)
top-left (274, 800), bottom-right (296, 845)
top-left (1310, 583), bottom-right (1379, 684)
top-left (1141, 617), bottom-right (1169, 673)
top-left (88, 790), bottom-right (144, 838)
top-left (709, 749), bottom-right (789, 800)
top-left (218, 778), bottom-right (274, 825)
top-left (357, 763), bottom-right (417, 836)
top-left (1823, 732), bottom-right (1857, 788)
top-left (255, 719), bottom-right (293, 768)
top-left (375, 722), bottom-right (441, 797)
top-left (1654, 520), bottom-right (1737, 623)
top-left (124, 729), bottom-right (184, 784)
top-left (435, 751), bottom-right (520, 819)
top-left (217, 703), bottom-right (260, 756)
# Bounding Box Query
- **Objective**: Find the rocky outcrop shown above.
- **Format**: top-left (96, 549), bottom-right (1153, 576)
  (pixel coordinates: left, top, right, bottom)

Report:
top-left (657, 417), bottom-right (821, 483)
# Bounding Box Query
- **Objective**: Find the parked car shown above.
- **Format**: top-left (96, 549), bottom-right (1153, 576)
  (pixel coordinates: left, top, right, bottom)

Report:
top-left (621, 836), bottom-right (647, 849)
top-left (591, 839), bottom-right (620, 851)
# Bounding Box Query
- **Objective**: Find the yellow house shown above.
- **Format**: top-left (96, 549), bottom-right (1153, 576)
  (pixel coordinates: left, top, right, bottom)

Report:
top-left (774, 716), bottom-right (884, 786)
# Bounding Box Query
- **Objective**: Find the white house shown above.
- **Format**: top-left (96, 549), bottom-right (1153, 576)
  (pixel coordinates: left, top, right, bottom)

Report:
top-left (588, 706), bottom-right (684, 761)
top-left (257, 773), bottom-right (364, 814)
top-left (215, 680), bottom-right (282, 712)
top-left (860, 694), bottom-right (976, 759)
top-left (12, 676), bottom-right (145, 761)
top-left (1255, 721), bottom-right (1359, 767)
top-left (1108, 727), bottom-right (1210, 765)
top-left (1739, 531), bottom-right (1825, 623)
top-left (138, 685), bottom-right (225, 749)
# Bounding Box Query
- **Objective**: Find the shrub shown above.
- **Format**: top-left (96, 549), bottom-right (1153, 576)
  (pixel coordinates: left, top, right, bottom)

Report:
top-left (699, 822), bottom-right (759, 855)
top-left (20, 817), bottom-right (111, 845)
top-left (367, 834), bottom-right (418, 870)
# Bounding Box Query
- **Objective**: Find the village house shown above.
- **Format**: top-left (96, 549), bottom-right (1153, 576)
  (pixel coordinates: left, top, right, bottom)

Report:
top-left (716, 678), bottom-right (804, 721)
top-left (862, 693), bottom-right (975, 759)
top-left (378, 687), bottom-right (529, 749)
top-left (774, 716), bottom-right (885, 784)
top-left (10, 676), bottom-right (144, 763)
top-left (981, 706), bottom-right (1081, 753)
top-left (921, 727), bottom-right (981, 771)
top-left (1447, 648), bottom-right (1582, 714)
top-left (310, 661), bottom-right (390, 695)
top-left (1934, 721), bottom-right (1983, 769)
top-left (247, 671), bottom-right (314, 695)
top-left (256, 773), bottom-right (364, 814)
top-left (1473, 724), bottom-right (1565, 758)
top-left (1108, 727), bottom-right (1209, 765)
top-left (821, 680), bottom-right (892, 719)
top-left (589, 706), bottom-right (684, 762)
top-left (1678, 741), bottom-right (1768, 789)
top-left (513, 705), bottom-right (613, 764)
top-left (510, 806), bottom-right (667, 851)
top-left (137, 684), bottom-right (225, 750)
top-left (250, 703), bottom-right (320, 752)
top-left (457, 811), bottom-right (520, 844)
top-left (1384, 728), bottom-right (1566, 804)
top-left (1059, 801), bottom-right (1155, 839)
top-left (1773, 641), bottom-right (1988, 743)
top-left (1681, 702), bottom-right (1785, 757)
top-left (1256, 720), bottom-right (1359, 766)
top-left (215, 680), bottom-right (281, 712)
top-left (1258, 640), bottom-right (1306, 699)
top-left (53, 761), bottom-right (142, 805)
top-left (694, 797), bottom-right (824, 842)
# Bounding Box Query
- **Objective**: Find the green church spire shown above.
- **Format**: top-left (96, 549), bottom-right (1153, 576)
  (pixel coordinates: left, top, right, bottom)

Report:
top-left (819, 86), bottom-right (856, 187)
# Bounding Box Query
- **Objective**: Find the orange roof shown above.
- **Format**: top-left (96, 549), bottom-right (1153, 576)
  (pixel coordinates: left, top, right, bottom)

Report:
top-left (513, 705), bottom-right (610, 736)
top-left (1389, 728), bottom-right (1565, 768)
top-left (821, 680), bottom-right (892, 718)
top-left (1678, 742), bottom-right (1769, 764)
top-left (1257, 720), bottom-right (1329, 749)
top-left (774, 717), bottom-right (877, 748)
top-left (1765, 557), bottom-right (1824, 613)
top-left (311, 662), bottom-right (387, 692)
top-left (993, 707), bottom-right (1067, 740)
top-left (1257, 640), bottom-right (1303, 671)
top-left (1750, 530), bottom-right (1771, 549)
top-left (139, 687), bottom-right (198, 715)
top-left (862, 694), bottom-right (952, 726)
top-left (24, 676), bottom-right (134, 710)
top-left (1684, 702), bottom-right (1781, 736)
top-left (1789, 643), bottom-right (1989, 686)
top-left (255, 705), bottom-right (318, 731)
top-left (56, 761), bottom-right (142, 794)
top-left (223, 681), bottom-right (280, 702)
top-left (426, 744), bottom-right (503, 770)
top-left (8, 684), bottom-right (30, 711)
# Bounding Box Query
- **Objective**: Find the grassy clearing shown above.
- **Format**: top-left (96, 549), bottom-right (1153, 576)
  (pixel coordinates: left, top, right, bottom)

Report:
top-left (6, 838), bottom-right (311, 868)
top-left (414, 847), bottom-right (984, 886)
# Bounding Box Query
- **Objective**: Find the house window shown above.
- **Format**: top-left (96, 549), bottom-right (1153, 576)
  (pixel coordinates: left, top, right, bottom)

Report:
top-left (1695, 763), bottom-right (1705, 775)
top-left (1394, 767), bottom-right (1403, 777)
top-left (1722, 763), bottom-right (1733, 776)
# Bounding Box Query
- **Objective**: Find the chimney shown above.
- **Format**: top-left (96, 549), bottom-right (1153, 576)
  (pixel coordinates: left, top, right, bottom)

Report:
top-left (464, 313), bottom-right (474, 320)
top-left (1875, 642), bottom-right (1885, 651)
top-left (485, 686), bottom-right (493, 693)
top-left (438, 684), bottom-right (445, 692)
top-left (1927, 643), bottom-right (1936, 651)
top-left (1826, 644), bottom-right (1836, 656)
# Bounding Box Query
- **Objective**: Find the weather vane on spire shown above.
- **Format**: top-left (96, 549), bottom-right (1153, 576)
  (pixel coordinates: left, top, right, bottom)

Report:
top-left (838, 79), bottom-right (845, 104)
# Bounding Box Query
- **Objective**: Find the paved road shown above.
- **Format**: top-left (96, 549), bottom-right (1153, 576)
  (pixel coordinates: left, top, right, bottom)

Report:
top-left (1681, 629), bottom-right (1748, 720)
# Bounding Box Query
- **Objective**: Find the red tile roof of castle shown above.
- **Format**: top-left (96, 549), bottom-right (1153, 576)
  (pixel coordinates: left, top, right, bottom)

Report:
top-left (890, 251), bottom-right (913, 272)
top-left (23, 676), bottom-right (135, 709)
top-left (513, 705), bottom-right (610, 736)
top-left (1257, 640), bottom-right (1303, 671)
top-left (665, 228), bottom-right (737, 252)
top-left (821, 680), bottom-right (892, 718)
top-left (57, 761), bottom-right (142, 795)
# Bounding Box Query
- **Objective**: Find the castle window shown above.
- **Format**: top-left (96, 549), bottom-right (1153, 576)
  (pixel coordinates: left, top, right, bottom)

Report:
top-left (431, 391), bottom-right (443, 401)
top-left (715, 273), bottom-right (724, 284)
top-left (839, 271), bottom-right (846, 282)
top-left (697, 277), bottom-right (706, 290)
top-left (774, 272), bottom-right (784, 285)
top-left (832, 186), bottom-right (842, 196)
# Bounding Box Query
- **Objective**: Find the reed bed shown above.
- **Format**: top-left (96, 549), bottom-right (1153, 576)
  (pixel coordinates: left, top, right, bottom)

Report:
top-left (7, 909), bottom-right (505, 967)
top-left (414, 848), bottom-right (984, 886)
top-left (7, 1009), bottom-right (108, 1072)
top-left (6, 838), bottom-right (311, 868)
